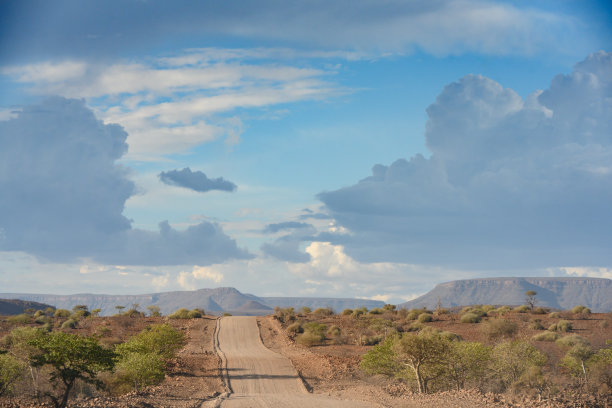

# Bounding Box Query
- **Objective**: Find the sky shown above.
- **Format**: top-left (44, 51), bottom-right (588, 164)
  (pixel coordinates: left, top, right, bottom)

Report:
top-left (0, 0), bottom-right (611, 304)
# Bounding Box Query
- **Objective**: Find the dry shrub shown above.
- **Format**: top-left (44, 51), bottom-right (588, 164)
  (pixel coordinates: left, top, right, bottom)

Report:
top-left (297, 332), bottom-right (324, 347)
top-left (532, 332), bottom-right (559, 342)
top-left (460, 313), bottom-right (482, 323)
top-left (482, 318), bottom-right (518, 340)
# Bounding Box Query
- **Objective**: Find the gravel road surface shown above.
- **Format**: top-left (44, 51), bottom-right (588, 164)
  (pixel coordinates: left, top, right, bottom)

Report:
top-left (211, 316), bottom-right (379, 408)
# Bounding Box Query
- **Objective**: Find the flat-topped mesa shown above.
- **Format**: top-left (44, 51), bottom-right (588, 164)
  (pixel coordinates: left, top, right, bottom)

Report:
top-left (399, 277), bottom-right (612, 312)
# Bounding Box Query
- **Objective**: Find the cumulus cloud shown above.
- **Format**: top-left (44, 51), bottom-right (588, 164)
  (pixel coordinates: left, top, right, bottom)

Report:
top-left (159, 167), bottom-right (237, 193)
top-left (318, 51), bottom-right (612, 268)
top-left (0, 97), bottom-right (250, 265)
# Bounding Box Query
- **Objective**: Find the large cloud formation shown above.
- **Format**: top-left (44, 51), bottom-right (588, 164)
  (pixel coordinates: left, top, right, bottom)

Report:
top-left (319, 51), bottom-right (612, 268)
top-left (159, 167), bottom-right (237, 193)
top-left (0, 97), bottom-right (250, 265)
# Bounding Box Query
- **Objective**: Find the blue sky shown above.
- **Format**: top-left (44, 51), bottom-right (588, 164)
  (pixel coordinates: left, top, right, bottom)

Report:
top-left (0, 0), bottom-right (611, 303)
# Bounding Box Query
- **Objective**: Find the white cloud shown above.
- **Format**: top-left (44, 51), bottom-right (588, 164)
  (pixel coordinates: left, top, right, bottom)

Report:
top-left (319, 51), bottom-right (612, 269)
top-left (555, 267), bottom-right (612, 280)
top-left (192, 265), bottom-right (224, 283)
top-left (2, 49), bottom-right (342, 156)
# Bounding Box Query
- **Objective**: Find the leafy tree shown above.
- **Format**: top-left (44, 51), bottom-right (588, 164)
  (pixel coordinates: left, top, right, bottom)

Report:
top-left (492, 340), bottom-right (546, 390)
top-left (392, 332), bottom-right (451, 393)
top-left (115, 324), bottom-right (184, 359)
top-left (146, 305), bottom-right (161, 317)
top-left (445, 341), bottom-right (492, 390)
top-left (560, 344), bottom-right (596, 384)
top-left (1, 327), bottom-right (47, 397)
top-left (113, 352), bottom-right (164, 391)
top-left (525, 290), bottom-right (537, 310)
top-left (0, 353), bottom-right (24, 396)
top-left (71, 305), bottom-right (90, 318)
top-left (360, 336), bottom-right (405, 378)
top-left (29, 331), bottom-right (115, 408)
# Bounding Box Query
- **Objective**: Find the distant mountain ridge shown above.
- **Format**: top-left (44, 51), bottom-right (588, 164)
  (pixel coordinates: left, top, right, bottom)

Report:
top-left (0, 287), bottom-right (384, 316)
top-left (0, 299), bottom-right (55, 315)
top-left (400, 277), bottom-right (612, 312)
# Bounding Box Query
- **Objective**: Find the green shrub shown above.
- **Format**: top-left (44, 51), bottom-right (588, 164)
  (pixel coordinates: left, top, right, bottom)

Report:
top-left (341, 308), bottom-right (353, 315)
top-left (529, 320), bottom-right (545, 330)
top-left (327, 325), bottom-right (341, 337)
top-left (116, 324), bottom-right (185, 360)
top-left (481, 305), bottom-right (496, 312)
top-left (273, 307), bottom-right (296, 323)
top-left (352, 308), bottom-right (366, 318)
top-left (313, 307), bottom-right (334, 317)
top-left (549, 320), bottom-right (572, 332)
top-left (61, 319), bottom-right (78, 329)
top-left (299, 306), bottom-right (311, 315)
top-left (34, 315), bottom-right (50, 325)
top-left (418, 313), bottom-right (433, 323)
top-left (460, 313), bottom-right (481, 323)
top-left (532, 332), bottom-right (559, 342)
top-left (303, 322), bottom-right (327, 337)
top-left (0, 353), bottom-right (24, 396)
top-left (571, 305), bottom-right (591, 314)
top-left (7, 314), bottom-right (31, 325)
top-left (33, 310), bottom-right (45, 318)
top-left (556, 334), bottom-right (589, 348)
top-left (54, 309), bottom-right (71, 318)
top-left (168, 308), bottom-right (190, 319)
top-left (383, 304), bottom-right (397, 312)
top-left (369, 308), bottom-right (384, 315)
top-left (482, 319), bottom-right (518, 339)
top-left (287, 322), bottom-right (304, 334)
top-left (111, 352), bottom-right (165, 392)
top-left (406, 310), bottom-right (421, 321)
top-left (359, 334), bottom-right (384, 345)
top-left (513, 305), bottom-right (530, 313)
top-left (407, 322), bottom-right (424, 332)
top-left (296, 332), bottom-right (324, 347)
top-left (187, 309), bottom-right (203, 319)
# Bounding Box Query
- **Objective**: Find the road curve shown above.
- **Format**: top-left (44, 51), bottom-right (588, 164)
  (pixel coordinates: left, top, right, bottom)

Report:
top-left (212, 316), bottom-right (379, 408)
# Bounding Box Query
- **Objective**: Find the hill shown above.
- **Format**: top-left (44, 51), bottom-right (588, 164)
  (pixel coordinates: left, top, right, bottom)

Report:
top-left (0, 287), bottom-right (384, 316)
top-left (400, 277), bottom-right (612, 312)
top-left (0, 298), bottom-right (55, 315)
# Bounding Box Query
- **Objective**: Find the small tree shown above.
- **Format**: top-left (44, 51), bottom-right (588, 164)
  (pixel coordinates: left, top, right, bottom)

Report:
top-left (29, 331), bottom-right (115, 408)
top-left (147, 305), bottom-right (161, 317)
top-left (0, 353), bottom-right (24, 396)
top-left (525, 290), bottom-right (538, 311)
top-left (1, 327), bottom-right (47, 398)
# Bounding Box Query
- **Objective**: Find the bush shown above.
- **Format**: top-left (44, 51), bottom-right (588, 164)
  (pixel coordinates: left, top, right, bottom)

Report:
top-left (460, 313), bottom-right (482, 323)
top-left (303, 322), bottom-right (327, 337)
top-left (549, 320), bottom-right (572, 332)
top-left (273, 307), bottom-right (296, 323)
top-left (313, 307), bottom-right (334, 317)
top-left (532, 307), bottom-right (547, 315)
top-left (407, 322), bottom-right (424, 332)
top-left (482, 319), bottom-right (518, 340)
top-left (556, 334), bottom-right (589, 348)
top-left (571, 305), bottom-right (591, 314)
top-left (54, 309), bottom-right (71, 318)
top-left (110, 352), bottom-right (165, 393)
top-left (116, 324), bottom-right (185, 360)
top-left (61, 319), bottom-right (78, 329)
top-left (529, 320), bottom-right (545, 330)
top-left (7, 314), bottom-right (31, 325)
top-left (359, 334), bottom-right (384, 345)
top-left (287, 322), bottom-right (303, 334)
top-left (327, 325), bottom-right (341, 337)
top-left (299, 306), bottom-right (311, 315)
top-left (418, 313), bottom-right (433, 323)
top-left (168, 308), bottom-right (203, 319)
top-left (532, 332), bottom-right (559, 342)
top-left (513, 305), bottom-right (530, 313)
top-left (369, 308), bottom-right (384, 315)
top-left (296, 332), bottom-right (324, 347)
top-left (406, 310), bottom-right (421, 321)
top-left (341, 308), bottom-right (353, 315)
top-left (352, 308), bottom-right (366, 318)
top-left (549, 312), bottom-right (560, 318)
top-left (34, 315), bottom-right (51, 325)
top-left (0, 353), bottom-right (24, 396)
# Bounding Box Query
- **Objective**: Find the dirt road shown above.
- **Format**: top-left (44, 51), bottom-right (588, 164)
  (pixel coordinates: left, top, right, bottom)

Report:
top-left (209, 316), bottom-right (379, 408)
